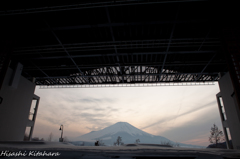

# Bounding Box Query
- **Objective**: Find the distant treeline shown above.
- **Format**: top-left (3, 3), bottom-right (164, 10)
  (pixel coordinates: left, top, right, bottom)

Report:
top-left (207, 140), bottom-right (233, 149)
top-left (70, 141), bottom-right (94, 146)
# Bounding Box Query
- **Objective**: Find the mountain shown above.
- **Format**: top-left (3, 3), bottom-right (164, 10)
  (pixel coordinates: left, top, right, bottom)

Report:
top-left (74, 122), bottom-right (205, 148)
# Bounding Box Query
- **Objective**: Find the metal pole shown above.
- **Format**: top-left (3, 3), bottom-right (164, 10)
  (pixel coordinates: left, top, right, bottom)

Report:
top-left (61, 125), bottom-right (63, 139)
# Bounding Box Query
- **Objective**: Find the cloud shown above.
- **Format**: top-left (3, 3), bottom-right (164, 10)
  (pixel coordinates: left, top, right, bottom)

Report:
top-left (39, 104), bottom-right (118, 132)
top-left (182, 133), bottom-right (210, 146)
top-left (154, 105), bottom-right (222, 146)
top-left (79, 98), bottom-right (116, 103)
top-left (85, 120), bottom-right (113, 131)
top-left (93, 108), bottom-right (106, 111)
top-left (106, 106), bottom-right (119, 112)
top-left (43, 117), bottom-right (60, 125)
top-left (141, 100), bottom-right (217, 130)
top-left (71, 105), bottom-right (119, 113)
top-left (80, 112), bottom-right (106, 118)
top-left (42, 115), bottom-right (81, 127)
top-left (39, 100), bottom-right (120, 125)
top-left (57, 92), bottom-right (117, 105)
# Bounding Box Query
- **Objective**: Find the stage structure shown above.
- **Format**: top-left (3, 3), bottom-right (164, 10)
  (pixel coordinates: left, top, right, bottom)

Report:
top-left (0, 0), bottom-right (239, 149)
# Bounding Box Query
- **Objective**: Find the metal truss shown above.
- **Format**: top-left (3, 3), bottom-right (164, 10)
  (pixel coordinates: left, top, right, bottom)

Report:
top-left (0, 0), bottom-right (207, 16)
top-left (34, 66), bottom-right (220, 86)
top-left (44, 20), bottom-right (90, 84)
top-left (39, 82), bottom-right (216, 89)
top-left (4, 0), bottom-right (224, 88)
top-left (22, 62), bottom-right (226, 71)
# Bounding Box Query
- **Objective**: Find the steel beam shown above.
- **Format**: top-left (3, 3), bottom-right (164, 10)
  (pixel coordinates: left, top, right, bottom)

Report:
top-left (38, 19), bottom-right (209, 32)
top-left (39, 82), bottom-right (215, 89)
top-left (44, 20), bottom-right (89, 84)
top-left (13, 38), bottom-right (219, 54)
top-left (34, 72), bottom-right (220, 79)
top-left (0, 0), bottom-right (207, 16)
top-left (105, 7), bottom-right (124, 83)
top-left (195, 53), bottom-right (217, 81)
top-left (16, 51), bottom-right (217, 60)
top-left (31, 62), bottom-right (49, 77)
top-left (158, 7), bottom-right (179, 81)
top-left (198, 29), bottom-right (211, 51)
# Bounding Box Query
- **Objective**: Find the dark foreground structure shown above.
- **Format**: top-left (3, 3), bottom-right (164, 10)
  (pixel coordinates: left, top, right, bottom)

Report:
top-left (0, 142), bottom-right (240, 159)
top-left (0, 0), bottom-right (240, 155)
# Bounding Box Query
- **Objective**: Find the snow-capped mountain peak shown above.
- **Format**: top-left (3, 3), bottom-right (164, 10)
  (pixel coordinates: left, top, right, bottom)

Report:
top-left (102, 122), bottom-right (151, 136)
top-left (74, 122), bottom-right (205, 148)
top-left (75, 122), bottom-right (161, 144)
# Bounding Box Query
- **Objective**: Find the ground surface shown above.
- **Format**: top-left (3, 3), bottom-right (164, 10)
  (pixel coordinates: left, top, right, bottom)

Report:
top-left (0, 142), bottom-right (240, 159)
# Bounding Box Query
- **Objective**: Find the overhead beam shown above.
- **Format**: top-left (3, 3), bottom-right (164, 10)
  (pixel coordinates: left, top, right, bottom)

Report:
top-left (34, 72), bottom-right (220, 79)
top-left (31, 62), bottom-right (49, 77)
top-left (198, 29), bottom-right (211, 51)
top-left (30, 62), bottom-right (56, 84)
top-left (22, 62), bottom-right (226, 71)
top-left (14, 43), bottom-right (219, 55)
top-left (16, 51), bottom-right (217, 60)
top-left (158, 6), bottom-right (179, 81)
top-left (105, 7), bottom-right (124, 83)
top-left (13, 38), bottom-right (219, 53)
top-left (34, 72), bottom-right (220, 85)
top-left (195, 53), bottom-right (216, 81)
top-left (39, 82), bottom-right (216, 88)
top-left (44, 20), bottom-right (89, 84)
top-left (38, 19), bottom-right (209, 31)
top-left (0, 0), bottom-right (207, 16)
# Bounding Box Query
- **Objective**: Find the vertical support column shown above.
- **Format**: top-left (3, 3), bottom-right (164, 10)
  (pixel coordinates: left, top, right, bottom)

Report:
top-left (10, 63), bottom-right (23, 89)
top-left (28, 94), bottom-right (40, 141)
top-left (221, 27), bottom-right (240, 115)
top-left (216, 93), bottom-right (231, 149)
top-left (0, 67), bottom-right (36, 141)
top-left (220, 22), bottom-right (240, 149)
top-left (218, 73), bottom-right (240, 149)
top-left (28, 127), bottom-right (33, 141)
top-left (0, 54), bottom-right (11, 90)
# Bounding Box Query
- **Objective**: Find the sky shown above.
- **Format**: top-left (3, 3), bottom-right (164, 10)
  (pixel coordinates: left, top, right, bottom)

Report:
top-left (32, 83), bottom-right (222, 147)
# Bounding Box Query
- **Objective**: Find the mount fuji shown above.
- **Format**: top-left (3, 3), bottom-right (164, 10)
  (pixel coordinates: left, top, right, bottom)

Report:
top-left (74, 122), bottom-right (205, 148)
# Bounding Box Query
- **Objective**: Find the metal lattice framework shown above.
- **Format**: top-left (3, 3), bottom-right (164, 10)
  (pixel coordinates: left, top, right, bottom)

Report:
top-left (36, 67), bottom-right (219, 85)
top-left (1, 0), bottom-right (227, 87)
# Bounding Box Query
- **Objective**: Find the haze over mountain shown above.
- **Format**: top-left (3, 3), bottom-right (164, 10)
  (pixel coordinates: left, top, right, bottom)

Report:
top-left (75, 122), bottom-right (205, 148)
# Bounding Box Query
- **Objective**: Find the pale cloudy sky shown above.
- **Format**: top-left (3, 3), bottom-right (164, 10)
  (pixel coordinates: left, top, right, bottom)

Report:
top-left (32, 83), bottom-right (222, 146)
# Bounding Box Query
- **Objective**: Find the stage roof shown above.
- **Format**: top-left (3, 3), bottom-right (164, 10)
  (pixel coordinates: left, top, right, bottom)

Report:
top-left (1, 1), bottom-right (229, 86)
